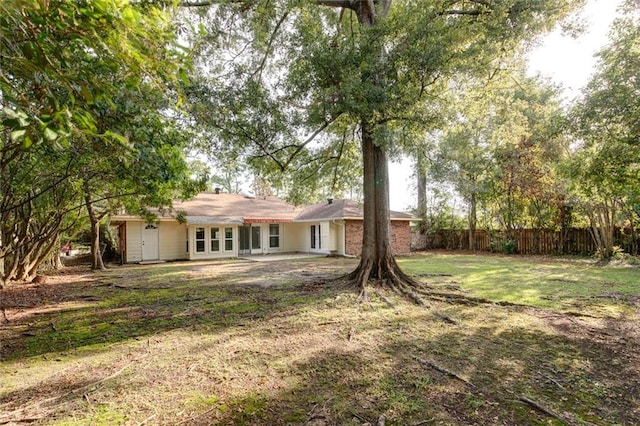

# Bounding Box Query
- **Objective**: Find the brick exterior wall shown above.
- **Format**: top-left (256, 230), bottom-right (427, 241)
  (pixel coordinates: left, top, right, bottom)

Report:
top-left (344, 220), bottom-right (362, 256)
top-left (344, 219), bottom-right (412, 256)
top-left (391, 220), bottom-right (413, 254)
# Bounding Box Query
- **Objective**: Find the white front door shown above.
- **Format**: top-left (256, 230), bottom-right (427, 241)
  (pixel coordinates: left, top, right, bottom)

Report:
top-left (142, 224), bottom-right (159, 261)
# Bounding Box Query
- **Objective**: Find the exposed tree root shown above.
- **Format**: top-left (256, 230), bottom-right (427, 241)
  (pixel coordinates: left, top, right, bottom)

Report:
top-left (392, 280), bottom-right (429, 307)
top-left (341, 254), bottom-right (511, 310)
top-left (0, 416), bottom-right (43, 424)
top-left (0, 362), bottom-right (133, 425)
top-left (413, 355), bottom-right (475, 388)
top-left (517, 395), bottom-right (576, 425)
top-left (370, 288), bottom-right (398, 311)
top-left (345, 254), bottom-right (436, 305)
top-left (336, 261), bottom-right (535, 326)
top-left (433, 312), bottom-right (458, 325)
top-left (413, 354), bottom-right (583, 425)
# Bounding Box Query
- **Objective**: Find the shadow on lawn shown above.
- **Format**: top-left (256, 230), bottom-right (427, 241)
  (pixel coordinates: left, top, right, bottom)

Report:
top-left (0, 260), bottom-right (353, 362)
top-left (2, 257), bottom-right (637, 425)
top-left (195, 308), bottom-right (639, 426)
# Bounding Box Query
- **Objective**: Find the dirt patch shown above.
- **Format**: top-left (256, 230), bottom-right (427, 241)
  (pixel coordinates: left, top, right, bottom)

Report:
top-left (1, 256), bottom-right (638, 425)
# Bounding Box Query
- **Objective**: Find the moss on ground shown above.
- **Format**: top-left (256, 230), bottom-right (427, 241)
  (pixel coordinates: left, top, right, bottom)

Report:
top-left (0, 253), bottom-right (638, 425)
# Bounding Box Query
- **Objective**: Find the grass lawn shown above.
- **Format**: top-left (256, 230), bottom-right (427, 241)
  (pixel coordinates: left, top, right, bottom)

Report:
top-left (1, 252), bottom-right (638, 425)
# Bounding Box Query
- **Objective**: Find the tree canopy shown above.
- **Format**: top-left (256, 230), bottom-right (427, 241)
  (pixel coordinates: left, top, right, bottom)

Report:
top-left (182, 0), bottom-right (585, 294)
top-left (0, 0), bottom-right (201, 284)
top-left (5, 0), bottom-right (636, 289)
top-left (413, 1), bottom-right (640, 259)
top-left (568, 0), bottom-right (640, 258)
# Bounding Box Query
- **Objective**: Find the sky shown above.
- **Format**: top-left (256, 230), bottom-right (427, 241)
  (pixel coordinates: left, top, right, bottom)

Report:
top-left (388, 0), bottom-right (624, 212)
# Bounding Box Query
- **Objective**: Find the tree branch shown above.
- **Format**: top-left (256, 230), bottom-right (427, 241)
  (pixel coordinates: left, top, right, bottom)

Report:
top-left (179, 0), bottom-right (241, 7)
top-left (239, 128), bottom-right (287, 171)
top-left (252, 9), bottom-right (290, 79)
top-left (315, 0), bottom-right (355, 10)
top-left (0, 172), bottom-right (73, 215)
top-left (443, 9), bottom-right (491, 16)
top-left (180, 0), bottom-right (356, 10)
top-left (283, 114), bottom-right (342, 168)
top-left (248, 113), bottom-right (342, 168)
top-left (331, 129), bottom-right (349, 191)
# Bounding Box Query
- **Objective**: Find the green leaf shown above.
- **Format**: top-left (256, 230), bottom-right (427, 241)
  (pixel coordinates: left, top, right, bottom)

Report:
top-left (22, 135), bottom-right (33, 149)
top-left (20, 41), bottom-right (36, 59)
top-left (43, 127), bottom-right (58, 141)
top-left (4, 113), bottom-right (31, 128)
top-left (10, 129), bottom-right (26, 141)
top-left (104, 130), bottom-right (129, 146)
top-left (3, 107), bottom-right (30, 127)
top-left (2, 118), bottom-right (20, 129)
top-left (81, 84), bottom-right (94, 103)
top-left (179, 67), bottom-right (190, 86)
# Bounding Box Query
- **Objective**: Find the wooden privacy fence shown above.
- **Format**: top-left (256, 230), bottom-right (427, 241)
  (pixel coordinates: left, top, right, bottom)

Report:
top-left (421, 228), bottom-right (639, 255)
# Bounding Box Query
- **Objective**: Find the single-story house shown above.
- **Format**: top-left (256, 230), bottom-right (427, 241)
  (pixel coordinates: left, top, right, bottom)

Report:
top-left (110, 191), bottom-right (413, 263)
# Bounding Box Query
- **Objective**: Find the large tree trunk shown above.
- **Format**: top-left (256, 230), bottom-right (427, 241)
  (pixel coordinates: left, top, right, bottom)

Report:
top-left (348, 120), bottom-right (420, 298)
top-left (22, 232), bottom-right (61, 280)
top-left (343, 0), bottom-right (421, 297)
top-left (350, 120), bottom-right (377, 288)
top-left (417, 155), bottom-right (427, 220)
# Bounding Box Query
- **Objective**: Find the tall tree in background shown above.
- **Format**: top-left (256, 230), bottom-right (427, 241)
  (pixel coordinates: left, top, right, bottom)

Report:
top-left (571, 0), bottom-right (640, 258)
top-left (183, 0), bottom-right (584, 296)
top-left (489, 72), bottom-right (569, 249)
top-left (432, 79), bottom-right (498, 251)
top-left (430, 69), bottom-right (568, 252)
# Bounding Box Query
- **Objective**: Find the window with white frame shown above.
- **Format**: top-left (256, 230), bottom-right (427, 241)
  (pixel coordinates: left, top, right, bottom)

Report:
top-left (195, 227), bottom-right (206, 252)
top-left (269, 224), bottom-right (280, 248)
top-left (224, 227), bottom-right (233, 251)
top-left (210, 227), bottom-right (220, 252)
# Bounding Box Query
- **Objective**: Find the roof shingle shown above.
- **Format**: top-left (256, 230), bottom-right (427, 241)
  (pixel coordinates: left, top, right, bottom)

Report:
top-left (296, 199), bottom-right (413, 221)
top-left (112, 192), bottom-right (413, 223)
